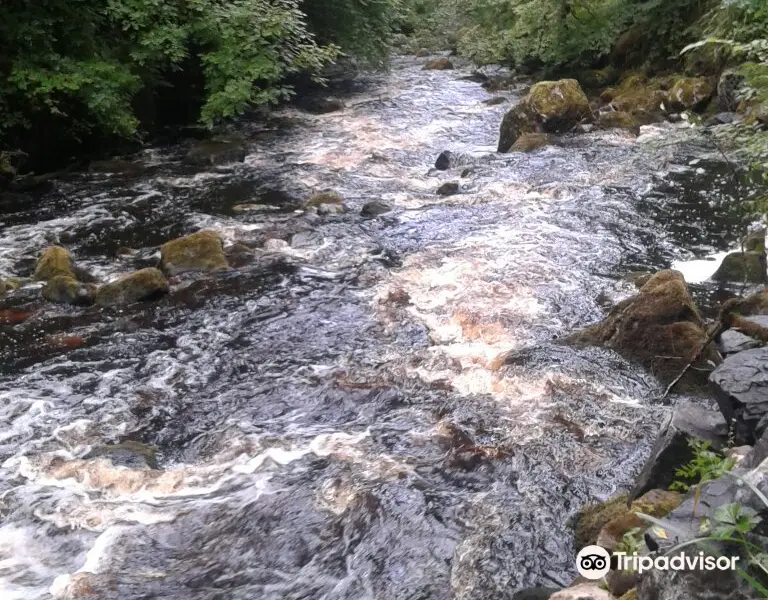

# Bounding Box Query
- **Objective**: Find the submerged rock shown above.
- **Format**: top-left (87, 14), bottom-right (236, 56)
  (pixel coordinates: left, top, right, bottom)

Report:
top-left (436, 182), bottom-right (460, 196)
top-left (301, 97), bottom-right (344, 114)
top-left (629, 401), bottom-right (728, 501)
top-left (423, 57), bottom-right (453, 70)
top-left (569, 270), bottom-right (719, 388)
top-left (511, 133), bottom-right (552, 152)
top-left (95, 268), bottom-right (169, 306)
top-left (42, 275), bottom-right (96, 305)
top-left (483, 96), bottom-right (508, 106)
top-left (160, 230), bottom-right (230, 275)
top-left (711, 251), bottom-right (767, 283)
top-left (89, 158), bottom-right (147, 176)
top-left (34, 246), bottom-right (76, 281)
top-left (711, 347), bottom-right (768, 443)
top-left (498, 79), bottom-right (591, 152)
top-left (184, 135), bottom-right (247, 167)
top-left (361, 200), bottom-right (392, 217)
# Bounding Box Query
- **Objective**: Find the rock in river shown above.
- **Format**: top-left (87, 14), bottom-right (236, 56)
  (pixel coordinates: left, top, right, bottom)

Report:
top-left (42, 275), bottom-right (96, 305)
top-left (160, 231), bottom-right (230, 275)
top-left (711, 346), bottom-right (768, 443)
top-left (498, 79), bottom-right (591, 153)
top-left (95, 268), bottom-right (170, 306)
top-left (33, 246), bottom-right (76, 281)
top-left (711, 250), bottom-right (767, 283)
top-left (184, 135), bottom-right (247, 167)
top-left (568, 270), bottom-right (719, 388)
top-left (423, 57), bottom-right (453, 70)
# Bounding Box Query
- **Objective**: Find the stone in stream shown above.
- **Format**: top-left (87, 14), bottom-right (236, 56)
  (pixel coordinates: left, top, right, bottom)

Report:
top-left (667, 77), bottom-right (716, 112)
top-left (435, 150), bottom-right (455, 170)
top-left (511, 133), bottom-right (552, 152)
top-left (299, 97), bottom-right (345, 114)
top-left (711, 251), bottom-right (767, 283)
top-left (717, 328), bottom-right (762, 355)
top-left (305, 190), bottom-right (344, 208)
top-left (33, 246), bottom-right (76, 281)
top-left (360, 200), bottom-right (392, 217)
top-left (160, 230), bottom-right (230, 275)
top-left (436, 182), bottom-right (460, 196)
top-left (42, 275), bottom-right (96, 305)
top-left (483, 96), bottom-right (508, 106)
top-left (0, 279), bottom-right (5, 296)
top-left (568, 270), bottom-right (719, 389)
top-left (710, 346), bottom-right (768, 443)
top-left (184, 134), bottom-right (247, 167)
top-left (628, 401), bottom-right (728, 502)
top-left (498, 79), bottom-right (591, 153)
top-left (423, 57), bottom-right (453, 70)
top-left (95, 268), bottom-right (170, 306)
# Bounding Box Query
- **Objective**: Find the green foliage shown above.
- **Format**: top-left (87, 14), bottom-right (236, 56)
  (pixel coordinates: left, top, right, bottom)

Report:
top-left (669, 439), bottom-right (736, 492)
top-left (614, 526), bottom-right (644, 556)
top-left (704, 502), bottom-right (762, 539)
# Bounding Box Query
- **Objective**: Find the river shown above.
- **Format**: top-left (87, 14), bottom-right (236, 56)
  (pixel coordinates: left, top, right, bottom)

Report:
top-left (0, 55), bottom-right (765, 600)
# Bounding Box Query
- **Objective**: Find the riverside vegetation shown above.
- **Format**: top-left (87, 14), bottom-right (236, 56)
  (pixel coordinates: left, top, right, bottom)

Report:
top-left (5, 1), bottom-right (768, 600)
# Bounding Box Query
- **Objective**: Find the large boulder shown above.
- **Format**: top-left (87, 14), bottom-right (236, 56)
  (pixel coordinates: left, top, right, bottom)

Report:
top-left (667, 77), bottom-right (716, 112)
top-left (711, 347), bottom-right (768, 444)
top-left (160, 231), bottom-right (230, 275)
top-left (95, 268), bottom-right (170, 306)
top-left (42, 276), bottom-right (96, 306)
top-left (497, 79), bottom-right (591, 152)
top-left (423, 57), bottom-right (453, 70)
top-left (34, 246), bottom-right (76, 281)
top-left (184, 135), bottom-right (247, 167)
top-left (711, 251), bottom-right (767, 283)
top-left (629, 401), bottom-right (729, 502)
top-left (568, 270), bottom-right (719, 388)
top-left (605, 74), bottom-right (669, 120)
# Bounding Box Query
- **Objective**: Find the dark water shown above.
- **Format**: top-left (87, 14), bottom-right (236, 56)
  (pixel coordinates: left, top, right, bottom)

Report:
top-left (0, 56), bottom-right (766, 600)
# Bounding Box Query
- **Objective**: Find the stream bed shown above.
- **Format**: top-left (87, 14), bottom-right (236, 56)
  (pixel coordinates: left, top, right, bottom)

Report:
top-left (1, 56), bottom-right (767, 600)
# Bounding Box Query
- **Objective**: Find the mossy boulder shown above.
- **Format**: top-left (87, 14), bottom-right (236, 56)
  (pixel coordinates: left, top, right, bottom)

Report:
top-left (569, 270), bottom-right (719, 387)
top-left (668, 77), bottom-right (716, 112)
top-left (573, 489), bottom-right (681, 551)
top-left (5, 276), bottom-right (33, 291)
top-left (184, 134), bottom-right (247, 167)
top-left (33, 246), bottom-right (76, 281)
top-left (742, 228), bottom-right (766, 253)
top-left (608, 74), bottom-right (668, 118)
top-left (511, 133), bottom-right (552, 152)
top-left (597, 111), bottom-right (639, 131)
top-left (423, 57), bottom-right (453, 70)
top-left (711, 251), bottom-right (767, 283)
top-left (577, 66), bottom-right (621, 90)
top-left (95, 268), bottom-right (170, 306)
top-left (42, 275), bottom-right (96, 305)
top-left (160, 230), bottom-right (230, 275)
top-left (498, 79), bottom-right (591, 152)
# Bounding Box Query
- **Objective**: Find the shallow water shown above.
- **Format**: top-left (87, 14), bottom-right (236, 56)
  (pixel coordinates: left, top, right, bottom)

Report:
top-left (0, 56), bottom-right (766, 600)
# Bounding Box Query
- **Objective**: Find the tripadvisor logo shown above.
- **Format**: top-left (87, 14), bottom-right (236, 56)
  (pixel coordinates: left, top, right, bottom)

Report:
top-left (576, 545), bottom-right (740, 580)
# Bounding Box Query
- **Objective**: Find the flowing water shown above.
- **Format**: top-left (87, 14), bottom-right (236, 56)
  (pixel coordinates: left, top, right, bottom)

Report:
top-left (1, 56), bottom-right (766, 600)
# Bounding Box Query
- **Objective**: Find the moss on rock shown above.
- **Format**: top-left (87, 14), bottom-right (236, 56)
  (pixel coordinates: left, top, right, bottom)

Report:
top-left (668, 77), bottom-right (716, 112)
top-left (160, 230), bottom-right (229, 275)
top-left (498, 79), bottom-right (590, 152)
top-left (42, 275), bottom-right (96, 305)
top-left (618, 589), bottom-right (637, 600)
top-left (598, 111), bottom-right (639, 131)
top-left (306, 190), bottom-right (344, 207)
top-left (95, 268), bottom-right (169, 306)
top-left (511, 133), bottom-right (552, 152)
top-left (34, 246), bottom-right (76, 281)
top-left (609, 74), bottom-right (669, 117)
top-left (711, 251), bottom-right (767, 283)
top-left (423, 57), bottom-right (453, 70)
top-left (573, 493), bottom-right (630, 550)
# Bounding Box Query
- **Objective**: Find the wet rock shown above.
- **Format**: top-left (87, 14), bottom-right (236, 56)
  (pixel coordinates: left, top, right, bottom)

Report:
top-left (511, 588), bottom-right (558, 600)
top-left (623, 270), bottom-right (653, 289)
top-left (95, 268), bottom-right (169, 306)
top-left (668, 77), bottom-right (716, 112)
top-left (511, 133), bottom-right (552, 152)
top-left (0, 279), bottom-right (6, 296)
top-left (569, 270), bottom-right (719, 388)
top-left (306, 190), bottom-right (344, 208)
top-left (184, 135), bottom-right (247, 167)
top-left (597, 489), bottom-right (682, 550)
top-left (711, 251), bottom-right (767, 283)
top-left (606, 570), bottom-right (637, 598)
top-left (742, 228), bottom-right (766, 252)
top-left (160, 230), bottom-right (230, 275)
top-left (598, 111), bottom-right (639, 132)
top-left (42, 276), bottom-right (96, 306)
top-left (225, 243), bottom-right (257, 268)
top-left (577, 66), bottom-right (621, 90)
top-left (88, 158), bottom-right (147, 175)
top-left (718, 329), bottom-right (761, 355)
top-left (705, 112), bottom-right (736, 126)
top-left (83, 441), bottom-right (159, 469)
top-left (423, 57), bottom-right (453, 70)
top-left (605, 74), bottom-right (669, 122)
top-left (483, 96), bottom-right (508, 106)
top-left (361, 200), bottom-right (392, 217)
top-left (435, 150), bottom-right (455, 170)
top-left (301, 97), bottom-right (344, 114)
top-left (629, 401), bottom-right (728, 501)
top-left (718, 68), bottom-right (745, 112)
top-left (711, 347), bottom-right (768, 443)
top-left (436, 182), bottom-right (460, 196)
top-left (549, 584), bottom-right (612, 600)
top-left (573, 493), bottom-right (631, 549)
top-left (497, 79), bottom-right (591, 152)
top-left (415, 48), bottom-right (431, 58)
top-left (34, 246), bottom-right (76, 281)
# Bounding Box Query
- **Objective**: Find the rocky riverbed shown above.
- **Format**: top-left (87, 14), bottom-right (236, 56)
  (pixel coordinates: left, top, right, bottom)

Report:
top-left (1, 54), bottom-right (767, 600)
